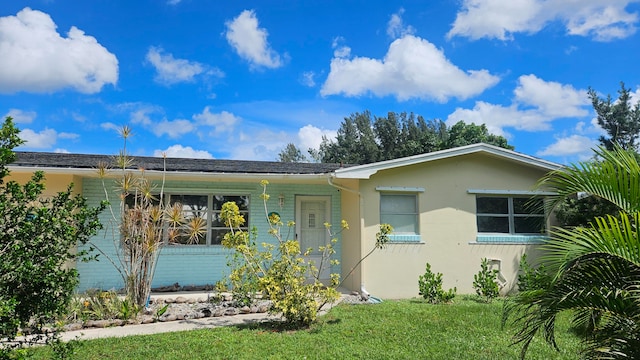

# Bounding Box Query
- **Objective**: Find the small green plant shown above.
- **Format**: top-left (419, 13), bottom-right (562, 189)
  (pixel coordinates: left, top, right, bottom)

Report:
top-left (418, 263), bottom-right (456, 304)
top-left (517, 254), bottom-right (551, 292)
top-left (473, 258), bottom-right (500, 302)
top-left (154, 304), bottom-right (169, 322)
top-left (65, 290), bottom-right (139, 323)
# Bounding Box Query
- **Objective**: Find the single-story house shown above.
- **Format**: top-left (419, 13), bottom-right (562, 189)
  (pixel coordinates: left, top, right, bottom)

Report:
top-left (8, 143), bottom-right (561, 298)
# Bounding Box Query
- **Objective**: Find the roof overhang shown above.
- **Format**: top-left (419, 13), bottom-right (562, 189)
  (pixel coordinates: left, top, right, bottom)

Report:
top-left (332, 143), bottom-right (563, 179)
top-left (8, 165), bottom-right (333, 183)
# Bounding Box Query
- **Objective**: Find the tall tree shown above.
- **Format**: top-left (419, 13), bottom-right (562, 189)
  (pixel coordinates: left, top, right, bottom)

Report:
top-left (319, 111), bottom-right (513, 164)
top-left (278, 143), bottom-right (308, 162)
top-left (589, 82), bottom-right (640, 151)
top-left (443, 121), bottom-right (514, 150)
top-left (320, 111), bottom-right (380, 164)
top-left (504, 145), bottom-right (640, 359)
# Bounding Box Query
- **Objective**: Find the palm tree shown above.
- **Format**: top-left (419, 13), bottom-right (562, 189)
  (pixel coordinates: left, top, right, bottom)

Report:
top-left (504, 146), bottom-right (640, 359)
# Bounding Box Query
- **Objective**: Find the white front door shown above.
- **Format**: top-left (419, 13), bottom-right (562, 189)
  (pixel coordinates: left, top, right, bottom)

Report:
top-left (296, 196), bottom-right (331, 281)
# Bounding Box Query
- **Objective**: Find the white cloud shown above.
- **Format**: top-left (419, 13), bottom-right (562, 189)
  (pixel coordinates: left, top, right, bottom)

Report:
top-left (59, 132), bottom-right (79, 140)
top-left (536, 135), bottom-right (597, 158)
top-left (447, 0), bottom-right (638, 41)
top-left (100, 122), bottom-right (121, 133)
top-left (300, 71), bottom-right (316, 87)
top-left (446, 75), bottom-right (591, 135)
top-left (321, 35), bottom-right (499, 102)
top-left (0, 7), bottom-right (118, 94)
top-left (153, 145), bottom-right (214, 159)
top-left (4, 108), bottom-right (36, 124)
top-left (54, 148), bottom-right (70, 153)
top-left (298, 124), bottom-right (337, 151)
top-left (514, 74), bottom-right (589, 118)
top-left (146, 47), bottom-right (223, 85)
top-left (332, 37), bottom-right (351, 58)
top-left (387, 8), bottom-right (416, 39)
top-left (193, 107), bottom-right (240, 134)
top-left (167, 0), bottom-right (182, 5)
top-left (230, 128), bottom-right (290, 161)
top-left (19, 128), bottom-right (58, 148)
top-left (152, 119), bottom-right (194, 138)
top-left (225, 10), bottom-right (284, 69)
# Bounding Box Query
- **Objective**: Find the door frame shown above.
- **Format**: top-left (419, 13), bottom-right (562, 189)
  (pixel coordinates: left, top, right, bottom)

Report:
top-left (295, 195), bottom-right (332, 281)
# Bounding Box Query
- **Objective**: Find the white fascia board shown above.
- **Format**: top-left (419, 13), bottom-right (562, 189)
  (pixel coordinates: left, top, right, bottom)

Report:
top-left (333, 143), bottom-right (563, 179)
top-left (8, 166), bottom-right (330, 183)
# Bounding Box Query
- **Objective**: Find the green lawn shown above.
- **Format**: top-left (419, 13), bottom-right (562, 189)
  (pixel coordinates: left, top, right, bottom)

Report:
top-left (31, 298), bottom-right (582, 360)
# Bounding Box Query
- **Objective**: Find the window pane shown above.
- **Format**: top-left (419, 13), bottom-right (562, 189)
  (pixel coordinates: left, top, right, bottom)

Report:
top-left (513, 197), bottom-right (544, 214)
top-left (173, 231), bottom-right (206, 245)
top-left (212, 195), bottom-right (249, 211)
top-left (381, 194), bottom-right (416, 213)
top-left (477, 197), bottom-right (508, 214)
top-left (211, 229), bottom-right (227, 245)
top-left (514, 216), bottom-right (545, 233)
top-left (381, 214), bottom-right (418, 234)
top-left (477, 216), bottom-right (509, 233)
top-left (171, 195), bottom-right (208, 210)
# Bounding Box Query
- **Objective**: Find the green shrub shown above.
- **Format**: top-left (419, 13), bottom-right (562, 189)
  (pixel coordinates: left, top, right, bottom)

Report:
top-left (0, 117), bottom-right (105, 356)
top-left (221, 180), bottom-right (392, 327)
top-left (517, 254), bottom-right (551, 292)
top-left (418, 263), bottom-right (456, 304)
top-left (473, 258), bottom-right (500, 302)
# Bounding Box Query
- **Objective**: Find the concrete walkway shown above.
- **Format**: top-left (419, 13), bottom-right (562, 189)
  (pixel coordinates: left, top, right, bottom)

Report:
top-left (59, 291), bottom-right (350, 342)
top-left (60, 312), bottom-right (276, 341)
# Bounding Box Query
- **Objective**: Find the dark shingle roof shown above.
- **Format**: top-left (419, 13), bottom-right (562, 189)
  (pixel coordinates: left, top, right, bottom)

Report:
top-left (12, 152), bottom-right (351, 175)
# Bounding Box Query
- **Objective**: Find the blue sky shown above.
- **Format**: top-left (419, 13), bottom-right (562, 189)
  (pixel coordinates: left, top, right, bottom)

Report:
top-left (1, 1), bottom-right (639, 164)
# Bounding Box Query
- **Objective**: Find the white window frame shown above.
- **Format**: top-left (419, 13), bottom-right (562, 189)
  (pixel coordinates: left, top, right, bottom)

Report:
top-left (377, 186), bottom-right (423, 242)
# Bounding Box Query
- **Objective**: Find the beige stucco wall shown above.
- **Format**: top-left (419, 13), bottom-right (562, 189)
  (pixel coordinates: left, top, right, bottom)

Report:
top-left (7, 172), bottom-right (83, 196)
top-left (6, 171), bottom-right (84, 270)
top-left (340, 153), bottom-right (551, 299)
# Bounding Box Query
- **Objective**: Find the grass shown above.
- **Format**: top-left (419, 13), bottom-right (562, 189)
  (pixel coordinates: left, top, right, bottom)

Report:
top-left (30, 297), bottom-right (582, 359)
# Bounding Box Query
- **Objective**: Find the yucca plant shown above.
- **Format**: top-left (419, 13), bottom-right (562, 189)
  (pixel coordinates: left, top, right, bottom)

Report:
top-left (95, 126), bottom-right (201, 308)
top-left (504, 145), bottom-right (640, 359)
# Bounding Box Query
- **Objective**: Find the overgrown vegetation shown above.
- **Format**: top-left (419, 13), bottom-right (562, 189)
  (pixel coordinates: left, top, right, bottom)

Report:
top-left (418, 263), bottom-right (456, 304)
top-left (0, 117), bottom-right (105, 357)
top-left (473, 258), bottom-right (500, 302)
top-left (220, 180), bottom-right (391, 326)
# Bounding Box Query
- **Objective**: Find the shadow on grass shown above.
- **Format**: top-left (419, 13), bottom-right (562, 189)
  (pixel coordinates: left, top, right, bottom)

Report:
top-left (232, 315), bottom-right (343, 334)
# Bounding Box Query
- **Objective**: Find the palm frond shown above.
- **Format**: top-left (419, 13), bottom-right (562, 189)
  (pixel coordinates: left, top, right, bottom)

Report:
top-left (537, 145), bottom-right (640, 214)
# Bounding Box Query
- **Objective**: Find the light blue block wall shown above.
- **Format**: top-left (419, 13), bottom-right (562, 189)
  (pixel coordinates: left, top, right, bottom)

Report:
top-left (77, 178), bottom-right (342, 292)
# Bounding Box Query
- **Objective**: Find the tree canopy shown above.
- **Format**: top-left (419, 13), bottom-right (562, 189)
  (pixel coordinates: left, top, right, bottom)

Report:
top-left (277, 111), bottom-right (513, 164)
top-left (589, 82), bottom-right (640, 151)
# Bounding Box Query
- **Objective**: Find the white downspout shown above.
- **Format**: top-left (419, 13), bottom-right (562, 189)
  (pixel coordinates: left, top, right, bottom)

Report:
top-left (327, 175), bottom-right (369, 296)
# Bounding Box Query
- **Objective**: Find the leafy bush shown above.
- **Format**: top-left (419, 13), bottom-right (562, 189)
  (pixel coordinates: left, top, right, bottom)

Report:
top-left (517, 254), bottom-right (551, 292)
top-left (418, 263), bottom-right (456, 304)
top-left (221, 180), bottom-right (391, 326)
top-left (473, 258), bottom-right (500, 302)
top-left (0, 117), bottom-right (105, 356)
